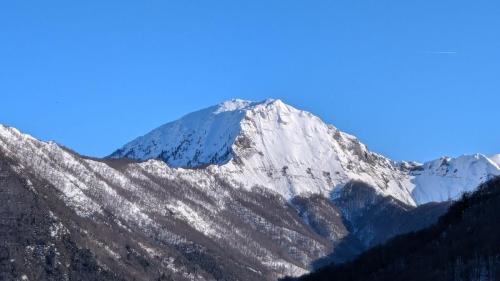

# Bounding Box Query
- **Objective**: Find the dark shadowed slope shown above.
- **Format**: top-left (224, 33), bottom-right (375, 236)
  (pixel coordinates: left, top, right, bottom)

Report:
top-left (0, 156), bottom-right (124, 281)
top-left (286, 177), bottom-right (500, 281)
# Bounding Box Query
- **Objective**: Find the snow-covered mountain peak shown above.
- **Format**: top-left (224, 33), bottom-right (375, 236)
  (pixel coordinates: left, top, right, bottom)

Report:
top-left (109, 99), bottom-right (256, 167)
top-left (108, 99), bottom-right (500, 206)
top-left (109, 98), bottom-right (316, 168)
top-left (2, 93), bottom-right (499, 211)
top-left (410, 153), bottom-right (500, 204)
top-left (110, 99), bottom-right (417, 204)
top-left (418, 154), bottom-right (498, 174)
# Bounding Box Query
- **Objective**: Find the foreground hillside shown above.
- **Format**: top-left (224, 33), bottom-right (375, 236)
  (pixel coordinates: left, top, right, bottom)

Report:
top-left (287, 177), bottom-right (500, 281)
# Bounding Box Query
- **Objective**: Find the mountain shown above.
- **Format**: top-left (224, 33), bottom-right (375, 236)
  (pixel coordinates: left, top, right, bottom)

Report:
top-left (110, 98), bottom-right (416, 205)
top-left (111, 99), bottom-right (500, 206)
top-left (286, 177), bottom-right (500, 281)
top-left (410, 155), bottom-right (500, 204)
top-left (0, 124), bottom-right (447, 280)
top-left (1, 99), bottom-right (498, 280)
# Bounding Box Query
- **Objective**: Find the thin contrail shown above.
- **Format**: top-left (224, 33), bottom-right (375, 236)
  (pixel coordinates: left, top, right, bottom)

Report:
top-left (426, 51), bottom-right (458, 55)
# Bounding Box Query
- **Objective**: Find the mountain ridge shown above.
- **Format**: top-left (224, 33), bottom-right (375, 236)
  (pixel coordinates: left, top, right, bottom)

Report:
top-left (0, 123), bottom-right (448, 280)
top-left (0, 98), bottom-right (497, 280)
top-left (109, 99), bottom-right (500, 206)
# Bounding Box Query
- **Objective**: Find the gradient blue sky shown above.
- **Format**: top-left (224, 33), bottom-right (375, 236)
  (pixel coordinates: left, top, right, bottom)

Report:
top-left (1, 1), bottom-right (499, 162)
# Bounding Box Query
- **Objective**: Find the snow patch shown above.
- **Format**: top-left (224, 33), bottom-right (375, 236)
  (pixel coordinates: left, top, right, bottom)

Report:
top-left (50, 222), bottom-right (68, 238)
top-left (167, 200), bottom-right (218, 237)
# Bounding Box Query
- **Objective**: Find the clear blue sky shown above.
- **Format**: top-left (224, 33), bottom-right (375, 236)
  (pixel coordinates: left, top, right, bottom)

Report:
top-left (1, 1), bottom-right (499, 162)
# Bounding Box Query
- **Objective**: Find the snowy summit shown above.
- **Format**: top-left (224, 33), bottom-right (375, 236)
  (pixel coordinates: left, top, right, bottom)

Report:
top-left (110, 99), bottom-right (261, 167)
top-left (110, 98), bottom-right (500, 206)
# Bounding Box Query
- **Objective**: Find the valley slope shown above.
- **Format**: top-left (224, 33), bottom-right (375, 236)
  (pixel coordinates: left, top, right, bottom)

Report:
top-left (1, 99), bottom-right (498, 280)
top-left (287, 177), bottom-right (500, 281)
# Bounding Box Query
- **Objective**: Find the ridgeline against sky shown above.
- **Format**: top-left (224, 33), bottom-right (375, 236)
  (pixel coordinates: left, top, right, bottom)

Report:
top-left (1, 1), bottom-right (499, 161)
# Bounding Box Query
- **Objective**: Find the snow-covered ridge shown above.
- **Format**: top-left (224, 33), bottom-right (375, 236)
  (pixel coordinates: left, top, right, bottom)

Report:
top-left (1, 99), bottom-right (498, 208)
top-left (410, 154), bottom-right (500, 204)
top-left (109, 99), bottom-right (266, 167)
top-left (110, 99), bottom-right (414, 204)
top-left (110, 99), bottom-right (500, 206)
top-left (489, 154), bottom-right (500, 167)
